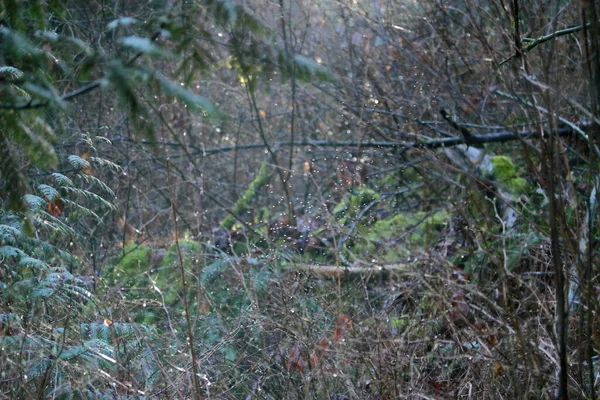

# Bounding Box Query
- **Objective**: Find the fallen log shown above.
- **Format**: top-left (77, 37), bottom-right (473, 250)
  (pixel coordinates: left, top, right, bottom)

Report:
top-left (293, 263), bottom-right (409, 280)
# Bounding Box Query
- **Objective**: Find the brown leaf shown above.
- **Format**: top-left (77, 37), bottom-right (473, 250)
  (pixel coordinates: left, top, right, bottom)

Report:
top-left (333, 314), bottom-right (352, 344)
top-left (199, 301), bottom-right (211, 314)
top-left (287, 346), bottom-right (304, 373)
top-left (318, 336), bottom-right (329, 351)
top-left (47, 198), bottom-right (64, 216)
top-left (492, 360), bottom-right (503, 379)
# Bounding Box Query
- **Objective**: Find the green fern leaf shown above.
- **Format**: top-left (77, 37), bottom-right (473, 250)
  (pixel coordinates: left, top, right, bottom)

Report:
top-left (62, 199), bottom-right (101, 220)
top-left (59, 344), bottom-right (87, 361)
top-left (0, 66), bottom-right (24, 82)
top-left (31, 287), bottom-right (54, 299)
top-left (75, 174), bottom-right (115, 197)
top-left (19, 256), bottom-right (49, 270)
top-left (21, 82), bottom-right (64, 108)
top-left (61, 186), bottom-right (115, 211)
top-left (0, 245), bottom-right (27, 259)
top-left (52, 173), bottom-right (74, 187)
top-left (89, 156), bottom-right (122, 172)
top-left (0, 224), bottom-right (20, 244)
top-left (38, 184), bottom-right (60, 200)
top-left (67, 155), bottom-right (91, 170)
top-left (34, 213), bottom-right (77, 237)
top-left (63, 284), bottom-right (93, 301)
top-left (23, 194), bottom-right (45, 210)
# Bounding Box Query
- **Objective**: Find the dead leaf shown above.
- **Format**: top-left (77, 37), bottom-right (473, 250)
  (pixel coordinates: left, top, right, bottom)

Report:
top-left (334, 314), bottom-right (352, 344)
top-left (47, 198), bottom-right (64, 216)
top-left (492, 360), bottom-right (503, 379)
top-left (287, 346), bottom-right (304, 373)
top-left (200, 301), bottom-right (211, 313)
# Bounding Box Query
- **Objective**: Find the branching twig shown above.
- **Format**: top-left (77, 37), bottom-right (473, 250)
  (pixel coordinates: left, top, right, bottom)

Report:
top-left (499, 24), bottom-right (588, 66)
top-left (440, 109), bottom-right (473, 139)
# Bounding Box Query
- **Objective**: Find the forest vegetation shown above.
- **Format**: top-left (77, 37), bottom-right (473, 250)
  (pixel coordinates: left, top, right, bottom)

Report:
top-left (1, 0), bottom-right (600, 398)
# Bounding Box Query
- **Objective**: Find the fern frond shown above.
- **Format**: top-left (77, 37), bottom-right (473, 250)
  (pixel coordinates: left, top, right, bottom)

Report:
top-left (154, 72), bottom-right (219, 118)
top-left (0, 245), bottom-right (27, 260)
top-left (34, 213), bottom-right (77, 237)
top-left (0, 66), bottom-right (24, 82)
top-left (83, 338), bottom-right (114, 359)
top-left (0, 333), bottom-right (54, 349)
top-left (118, 36), bottom-right (171, 57)
top-left (292, 54), bottom-right (332, 82)
top-left (23, 194), bottom-right (45, 211)
top-left (0, 224), bottom-right (20, 244)
top-left (63, 284), bottom-right (93, 301)
top-left (67, 155), bottom-right (91, 170)
top-left (38, 184), bottom-right (60, 201)
top-left (18, 256), bottom-right (50, 270)
top-left (89, 156), bottom-right (122, 172)
top-left (81, 322), bottom-right (111, 341)
top-left (31, 286), bottom-right (54, 299)
top-left (75, 174), bottom-right (115, 197)
top-left (62, 198), bottom-right (101, 221)
top-left (107, 17), bottom-right (139, 30)
top-left (59, 344), bottom-right (87, 361)
top-left (61, 186), bottom-right (115, 210)
top-left (52, 172), bottom-right (74, 187)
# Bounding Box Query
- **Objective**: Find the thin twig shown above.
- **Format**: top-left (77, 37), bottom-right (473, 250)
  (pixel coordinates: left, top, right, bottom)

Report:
top-left (499, 24), bottom-right (588, 66)
top-left (166, 160), bottom-right (203, 400)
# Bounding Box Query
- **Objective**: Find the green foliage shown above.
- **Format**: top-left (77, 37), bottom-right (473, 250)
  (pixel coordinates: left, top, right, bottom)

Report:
top-left (221, 162), bottom-right (272, 230)
top-left (490, 155), bottom-right (528, 194)
top-left (157, 238), bottom-right (203, 305)
top-left (162, 237), bottom-right (203, 267)
top-left (154, 72), bottom-right (221, 119)
top-left (114, 244), bottom-right (152, 276)
top-left (356, 210), bottom-right (449, 259)
top-left (333, 185), bottom-right (380, 223)
top-left (291, 54), bottom-right (332, 82)
top-left (0, 153), bottom-right (134, 396)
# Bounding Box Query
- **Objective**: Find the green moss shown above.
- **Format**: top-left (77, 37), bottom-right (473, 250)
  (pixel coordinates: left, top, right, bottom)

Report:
top-left (154, 238), bottom-right (203, 305)
top-left (333, 186), bottom-right (380, 222)
top-left (490, 156), bottom-right (517, 181)
top-left (115, 244), bottom-right (151, 275)
top-left (491, 156), bottom-right (528, 194)
top-left (102, 244), bottom-right (152, 313)
top-left (369, 211), bottom-right (448, 244)
top-left (162, 238), bottom-right (202, 267)
top-left (353, 210), bottom-right (450, 260)
top-left (221, 162), bottom-right (272, 230)
top-left (509, 177), bottom-right (527, 193)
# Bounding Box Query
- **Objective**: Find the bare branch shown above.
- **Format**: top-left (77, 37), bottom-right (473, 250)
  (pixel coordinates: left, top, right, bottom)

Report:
top-left (499, 24), bottom-right (588, 66)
